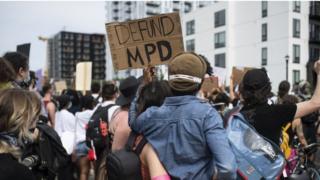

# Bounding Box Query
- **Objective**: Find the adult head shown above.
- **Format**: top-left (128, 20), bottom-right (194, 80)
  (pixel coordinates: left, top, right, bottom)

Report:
top-left (278, 80), bottom-right (290, 99)
top-left (116, 76), bottom-right (139, 108)
top-left (0, 57), bottom-right (15, 85)
top-left (62, 89), bottom-right (81, 108)
top-left (101, 82), bottom-right (118, 101)
top-left (239, 68), bottom-right (271, 107)
top-left (3, 52), bottom-right (29, 83)
top-left (168, 52), bottom-right (207, 96)
top-left (0, 89), bottom-right (37, 158)
top-left (91, 82), bottom-right (100, 94)
top-left (80, 95), bottom-right (95, 111)
top-left (56, 95), bottom-right (71, 111)
top-left (137, 80), bottom-right (172, 115)
top-left (282, 94), bottom-right (299, 105)
top-left (42, 83), bottom-right (53, 96)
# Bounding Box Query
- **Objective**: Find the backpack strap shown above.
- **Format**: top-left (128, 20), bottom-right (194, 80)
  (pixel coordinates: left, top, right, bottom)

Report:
top-left (93, 104), bottom-right (116, 123)
top-left (283, 123), bottom-right (291, 132)
top-left (125, 131), bottom-right (137, 150)
top-left (125, 131), bottom-right (148, 155)
top-left (134, 137), bottom-right (148, 155)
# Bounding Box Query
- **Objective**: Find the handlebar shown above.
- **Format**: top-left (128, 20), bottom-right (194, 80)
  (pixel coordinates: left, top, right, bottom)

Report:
top-left (302, 143), bottom-right (320, 155)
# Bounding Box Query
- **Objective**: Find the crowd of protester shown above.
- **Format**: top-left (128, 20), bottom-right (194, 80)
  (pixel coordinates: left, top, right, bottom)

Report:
top-left (0, 51), bottom-right (319, 180)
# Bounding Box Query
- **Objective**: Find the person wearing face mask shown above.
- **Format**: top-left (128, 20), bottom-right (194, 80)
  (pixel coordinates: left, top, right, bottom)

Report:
top-left (0, 89), bottom-right (39, 180)
top-left (3, 52), bottom-right (30, 89)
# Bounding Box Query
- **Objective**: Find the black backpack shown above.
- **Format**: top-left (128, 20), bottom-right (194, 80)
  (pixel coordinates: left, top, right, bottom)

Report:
top-left (106, 132), bottom-right (147, 180)
top-left (86, 104), bottom-right (116, 151)
top-left (22, 120), bottom-right (69, 180)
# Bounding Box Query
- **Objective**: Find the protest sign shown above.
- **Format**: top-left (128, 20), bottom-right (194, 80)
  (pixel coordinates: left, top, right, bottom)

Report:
top-left (76, 62), bottom-right (92, 93)
top-left (17, 43), bottom-right (31, 59)
top-left (212, 67), bottom-right (227, 86)
top-left (54, 80), bottom-right (67, 95)
top-left (202, 76), bottom-right (219, 92)
top-left (232, 66), bottom-right (254, 85)
top-left (106, 12), bottom-right (184, 71)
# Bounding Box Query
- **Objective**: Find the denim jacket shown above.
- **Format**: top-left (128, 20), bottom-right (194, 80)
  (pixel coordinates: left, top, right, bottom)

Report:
top-left (129, 95), bottom-right (237, 180)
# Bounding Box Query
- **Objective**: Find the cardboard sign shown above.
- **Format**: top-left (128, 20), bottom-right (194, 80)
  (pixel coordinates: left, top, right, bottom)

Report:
top-left (106, 12), bottom-right (184, 71)
top-left (76, 62), bottom-right (92, 92)
top-left (54, 80), bottom-right (67, 94)
top-left (212, 67), bottom-right (227, 86)
top-left (202, 76), bottom-right (219, 92)
top-left (232, 66), bottom-right (254, 85)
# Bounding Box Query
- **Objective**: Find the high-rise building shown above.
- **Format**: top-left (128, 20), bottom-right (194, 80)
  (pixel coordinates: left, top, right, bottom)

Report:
top-left (48, 31), bottom-right (106, 85)
top-left (182, 1), bottom-right (311, 91)
top-left (105, 1), bottom-right (214, 80)
top-left (307, 1), bottom-right (320, 87)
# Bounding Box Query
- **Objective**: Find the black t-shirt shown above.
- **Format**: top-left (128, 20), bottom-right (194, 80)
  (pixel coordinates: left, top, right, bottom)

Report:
top-left (240, 103), bottom-right (297, 145)
top-left (0, 153), bottom-right (36, 180)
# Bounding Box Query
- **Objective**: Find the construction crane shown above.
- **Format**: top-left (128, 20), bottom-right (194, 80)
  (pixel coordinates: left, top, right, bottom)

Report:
top-left (38, 36), bottom-right (49, 42)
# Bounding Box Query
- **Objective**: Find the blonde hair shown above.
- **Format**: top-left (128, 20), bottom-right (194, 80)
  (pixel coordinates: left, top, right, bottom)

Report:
top-left (0, 89), bottom-right (38, 158)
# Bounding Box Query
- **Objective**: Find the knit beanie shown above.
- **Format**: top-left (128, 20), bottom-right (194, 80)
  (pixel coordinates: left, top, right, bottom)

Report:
top-left (168, 52), bottom-right (207, 92)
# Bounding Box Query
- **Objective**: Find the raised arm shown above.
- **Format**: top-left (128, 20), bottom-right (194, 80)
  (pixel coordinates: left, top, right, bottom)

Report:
top-left (295, 59), bottom-right (320, 119)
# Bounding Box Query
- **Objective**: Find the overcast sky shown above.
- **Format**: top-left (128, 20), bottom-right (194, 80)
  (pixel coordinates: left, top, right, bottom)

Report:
top-left (0, 1), bottom-right (106, 71)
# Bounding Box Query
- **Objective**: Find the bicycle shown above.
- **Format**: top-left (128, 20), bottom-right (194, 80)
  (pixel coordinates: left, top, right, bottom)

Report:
top-left (286, 143), bottom-right (320, 180)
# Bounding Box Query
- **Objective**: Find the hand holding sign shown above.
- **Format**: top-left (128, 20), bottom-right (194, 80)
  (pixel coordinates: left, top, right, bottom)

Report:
top-left (106, 12), bottom-right (184, 71)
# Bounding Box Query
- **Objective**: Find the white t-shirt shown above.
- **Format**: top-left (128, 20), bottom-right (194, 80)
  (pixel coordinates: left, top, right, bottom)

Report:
top-left (92, 100), bottom-right (119, 123)
top-left (75, 109), bottom-right (94, 143)
top-left (55, 109), bottom-right (76, 137)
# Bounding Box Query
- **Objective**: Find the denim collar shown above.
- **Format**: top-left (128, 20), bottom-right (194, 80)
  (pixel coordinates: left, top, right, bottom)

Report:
top-left (164, 95), bottom-right (200, 106)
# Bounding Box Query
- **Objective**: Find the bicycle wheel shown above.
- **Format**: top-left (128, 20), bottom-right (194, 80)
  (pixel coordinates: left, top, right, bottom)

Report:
top-left (308, 167), bottom-right (320, 180)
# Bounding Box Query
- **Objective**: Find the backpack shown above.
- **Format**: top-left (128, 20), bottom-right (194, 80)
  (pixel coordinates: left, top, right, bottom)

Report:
top-left (86, 104), bottom-right (116, 152)
top-left (226, 110), bottom-right (286, 180)
top-left (22, 120), bottom-right (69, 180)
top-left (280, 123), bottom-right (292, 159)
top-left (106, 131), bottom-right (148, 180)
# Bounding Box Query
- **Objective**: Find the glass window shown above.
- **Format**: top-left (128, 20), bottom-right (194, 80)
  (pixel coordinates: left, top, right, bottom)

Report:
top-left (293, 19), bottom-right (300, 38)
top-left (262, 48), bottom-right (268, 66)
top-left (215, 53), bottom-right (226, 68)
top-left (293, 44), bottom-right (300, 63)
top-left (186, 39), bottom-right (195, 52)
top-left (214, 31), bottom-right (226, 48)
top-left (293, 70), bottom-right (300, 84)
top-left (186, 20), bottom-right (195, 35)
top-left (215, 10), bottom-right (226, 27)
top-left (262, 23), bottom-right (268, 42)
top-left (262, 1), bottom-right (268, 17)
top-left (310, 23), bottom-right (320, 41)
top-left (293, 1), bottom-right (301, 12)
top-left (310, 47), bottom-right (320, 61)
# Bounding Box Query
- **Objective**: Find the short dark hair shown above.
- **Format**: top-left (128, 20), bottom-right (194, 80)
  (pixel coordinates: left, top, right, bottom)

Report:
top-left (278, 81), bottom-right (290, 98)
top-left (199, 54), bottom-right (213, 76)
top-left (282, 94), bottom-right (299, 105)
top-left (91, 82), bottom-right (100, 94)
top-left (0, 57), bottom-right (15, 83)
top-left (3, 52), bottom-right (29, 74)
top-left (42, 83), bottom-right (52, 94)
top-left (80, 95), bottom-right (95, 110)
top-left (102, 83), bottom-right (118, 100)
top-left (137, 80), bottom-right (172, 115)
top-left (57, 95), bottom-right (71, 111)
top-left (239, 81), bottom-right (271, 107)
